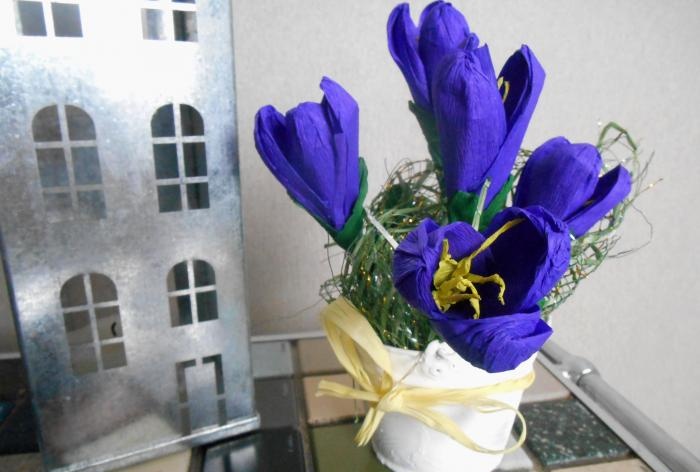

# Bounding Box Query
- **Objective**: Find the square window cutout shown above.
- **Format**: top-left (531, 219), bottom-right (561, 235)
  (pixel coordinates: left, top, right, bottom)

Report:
top-left (196, 291), bottom-right (218, 322)
top-left (170, 295), bottom-right (193, 326)
top-left (102, 342), bottom-right (127, 370)
top-left (37, 148), bottom-right (69, 188)
top-left (184, 143), bottom-right (207, 177)
top-left (96, 306), bottom-right (122, 340)
top-left (187, 183), bottom-right (209, 209)
top-left (72, 147), bottom-right (102, 185)
top-left (173, 11), bottom-right (197, 42)
top-left (142, 9), bottom-right (166, 40)
top-left (18, 1), bottom-right (47, 36)
top-left (158, 184), bottom-right (183, 212)
top-left (52, 3), bottom-right (83, 37)
top-left (154, 144), bottom-right (179, 179)
top-left (64, 310), bottom-right (93, 346)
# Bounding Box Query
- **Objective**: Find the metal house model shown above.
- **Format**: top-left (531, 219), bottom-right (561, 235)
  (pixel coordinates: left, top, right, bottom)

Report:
top-left (0, 1), bottom-right (258, 470)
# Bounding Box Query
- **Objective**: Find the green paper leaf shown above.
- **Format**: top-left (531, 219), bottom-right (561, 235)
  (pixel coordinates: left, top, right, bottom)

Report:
top-left (447, 191), bottom-right (479, 223)
top-left (478, 175), bottom-right (514, 231)
top-left (325, 158), bottom-right (369, 250)
top-left (446, 175), bottom-right (515, 230)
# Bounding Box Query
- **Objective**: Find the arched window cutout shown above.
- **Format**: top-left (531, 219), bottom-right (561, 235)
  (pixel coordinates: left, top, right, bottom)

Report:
top-left (17, 1), bottom-right (83, 37)
top-left (142, 1), bottom-right (197, 42)
top-left (60, 273), bottom-right (126, 375)
top-left (32, 105), bottom-right (106, 222)
top-left (151, 104), bottom-right (209, 212)
top-left (167, 260), bottom-right (218, 327)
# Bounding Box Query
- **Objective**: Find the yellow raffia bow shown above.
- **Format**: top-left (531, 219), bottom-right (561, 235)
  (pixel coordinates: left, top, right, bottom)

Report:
top-left (316, 297), bottom-right (535, 455)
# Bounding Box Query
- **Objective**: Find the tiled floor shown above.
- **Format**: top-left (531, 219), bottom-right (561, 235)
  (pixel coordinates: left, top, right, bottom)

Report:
top-left (254, 377), bottom-right (299, 429)
top-left (521, 362), bottom-right (570, 404)
top-left (115, 450), bottom-right (192, 472)
top-left (250, 341), bottom-right (295, 379)
top-left (297, 338), bottom-right (343, 374)
top-left (204, 428), bottom-right (306, 472)
top-left (311, 423), bottom-right (389, 472)
top-left (0, 338), bottom-right (652, 471)
top-left (302, 373), bottom-right (367, 425)
top-left (561, 459), bottom-right (652, 471)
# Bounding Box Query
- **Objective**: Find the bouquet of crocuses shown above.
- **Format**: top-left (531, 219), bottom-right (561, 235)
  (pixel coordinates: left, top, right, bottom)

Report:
top-left (254, 1), bottom-right (646, 374)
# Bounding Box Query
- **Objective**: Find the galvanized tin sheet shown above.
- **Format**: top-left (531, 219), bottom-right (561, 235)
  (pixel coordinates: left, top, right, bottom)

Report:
top-left (0, 1), bottom-right (258, 470)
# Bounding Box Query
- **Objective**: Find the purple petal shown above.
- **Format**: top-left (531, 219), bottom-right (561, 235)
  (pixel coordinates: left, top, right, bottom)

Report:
top-left (320, 77), bottom-right (360, 226)
top-left (393, 219), bottom-right (443, 315)
top-left (472, 43), bottom-right (496, 81)
top-left (437, 221), bottom-right (487, 261)
top-left (417, 1), bottom-right (472, 94)
top-left (485, 46), bottom-right (545, 205)
top-left (464, 32), bottom-right (480, 50)
top-left (481, 206), bottom-right (570, 315)
top-left (388, 4), bottom-right (430, 110)
top-left (392, 219), bottom-right (485, 318)
top-left (514, 137), bottom-right (602, 220)
top-left (418, 0), bottom-right (442, 26)
top-left (432, 48), bottom-right (507, 198)
top-left (284, 102), bottom-right (339, 226)
top-left (254, 106), bottom-right (327, 222)
top-left (432, 308), bottom-right (552, 372)
top-left (566, 165), bottom-right (632, 237)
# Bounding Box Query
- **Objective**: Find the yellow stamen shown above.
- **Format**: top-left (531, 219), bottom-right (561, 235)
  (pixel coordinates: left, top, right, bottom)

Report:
top-left (497, 77), bottom-right (510, 103)
top-left (432, 219), bottom-right (523, 319)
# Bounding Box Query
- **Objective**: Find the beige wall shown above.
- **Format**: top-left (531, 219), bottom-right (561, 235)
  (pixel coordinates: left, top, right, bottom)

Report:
top-left (232, 0), bottom-right (700, 456)
top-left (1, 0), bottom-right (698, 458)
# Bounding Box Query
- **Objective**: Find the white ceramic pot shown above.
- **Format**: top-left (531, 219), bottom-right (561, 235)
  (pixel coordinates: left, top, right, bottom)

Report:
top-left (371, 340), bottom-right (535, 472)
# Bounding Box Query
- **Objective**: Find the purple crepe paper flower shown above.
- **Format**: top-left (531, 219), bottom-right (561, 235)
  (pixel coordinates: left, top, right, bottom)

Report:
top-left (387, 1), bottom-right (478, 110)
top-left (254, 77), bottom-right (367, 249)
top-left (392, 206), bottom-right (570, 372)
top-left (432, 44), bottom-right (545, 205)
top-left (514, 137), bottom-right (632, 237)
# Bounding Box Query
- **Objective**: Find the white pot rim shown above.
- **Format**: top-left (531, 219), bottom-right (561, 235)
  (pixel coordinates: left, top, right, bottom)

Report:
top-left (382, 340), bottom-right (536, 390)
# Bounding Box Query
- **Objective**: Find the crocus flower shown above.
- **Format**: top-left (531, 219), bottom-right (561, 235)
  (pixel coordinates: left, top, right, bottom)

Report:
top-left (392, 206), bottom-right (570, 372)
top-left (514, 137), bottom-right (632, 237)
top-left (433, 44), bottom-right (545, 208)
top-left (387, 1), bottom-right (477, 111)
top-left (254, 77), bottom-right (367, 249)
top-left (387, 2), bottom-right (480, 174)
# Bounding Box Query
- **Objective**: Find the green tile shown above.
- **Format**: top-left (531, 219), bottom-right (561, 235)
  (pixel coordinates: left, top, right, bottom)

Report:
top-left (514, 399), bottom-right (630, 468)
top-left (311, 423), bottom-right (390, 472)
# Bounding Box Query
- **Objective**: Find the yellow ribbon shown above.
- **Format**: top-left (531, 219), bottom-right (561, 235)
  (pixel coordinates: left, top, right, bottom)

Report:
top-left (316, 297), bottom-right (535, 455)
